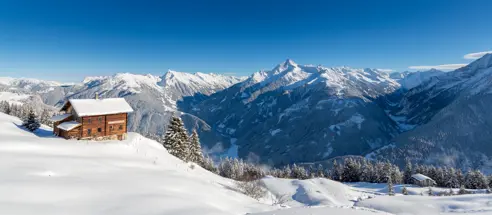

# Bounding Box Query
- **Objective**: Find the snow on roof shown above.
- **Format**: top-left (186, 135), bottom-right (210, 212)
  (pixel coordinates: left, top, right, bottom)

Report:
top-left (411, 173), bottom-right (435, 182)
top-left (57, 121), bottom-right (81, 131)
top-left (50, 113), bottom-right (72, 122)
top-left (68, 98), bottom-right (133, 117)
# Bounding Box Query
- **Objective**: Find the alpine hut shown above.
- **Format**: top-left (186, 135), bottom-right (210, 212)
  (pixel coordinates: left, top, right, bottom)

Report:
top-left (50, 98), bottom-right (133, 140)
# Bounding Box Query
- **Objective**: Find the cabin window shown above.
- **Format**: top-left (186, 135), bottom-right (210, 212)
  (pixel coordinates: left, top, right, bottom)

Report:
top-left (88, 129), bottom-right (92, 135)
top-left (119, 125), bottom-right (123, 130)
top-left (98, 116), bottom-right (103, 122)
top-left (97, 128), bottom-right (102, 133)
top-left (88, 118), bottom-right (92, 124)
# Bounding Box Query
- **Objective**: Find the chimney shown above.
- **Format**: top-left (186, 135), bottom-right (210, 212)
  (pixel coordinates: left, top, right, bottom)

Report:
top-left (95, 92), bottom-right (99, 100)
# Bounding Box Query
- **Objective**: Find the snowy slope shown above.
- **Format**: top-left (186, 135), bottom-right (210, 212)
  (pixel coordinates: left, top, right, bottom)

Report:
top-left (390, 69), bottom-right (444, 90)
top-left (0, 113), bottom-right (272, 215)
top-left (0, 92), bottom-right (31, 105)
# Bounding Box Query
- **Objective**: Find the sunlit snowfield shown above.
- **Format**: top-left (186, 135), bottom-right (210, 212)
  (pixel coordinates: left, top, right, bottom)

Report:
top-left (0, 112), bottom-right (491, 215)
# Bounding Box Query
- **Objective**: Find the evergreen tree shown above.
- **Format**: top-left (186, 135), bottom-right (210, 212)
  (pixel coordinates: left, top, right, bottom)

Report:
top-left (188, 129), bottom-right (204, 165)
top-left (291, 164), bottom-right (308, 179)
top-left (282, 165), bottom-right (292, 178)
top-left (202, 156), bottom-right (218, 174)
top-left (387, 175), bottom-right (395, 196)
top-left (342, 158), bottom-right (361, 182)
top-left (162, 116), bottom-right (190, 161)
top-left (403, 159), bottom-right (413, 184)
top-left (316, 164), bottom-right (325, 178)
top-left (456, 169), bottom-right (465, 187)
top-left (39, 109), bottom-right (52, 127)
top-left (458, 185), bottom-right (468, 195)
top-left (22, 108), bottom-right (40, 132)
top-left (0, 101), bottom-right (10, 114)
top-left (465, 170), bottom-right (488, 189)
top-left (402, 185), bottom-right (408, 195)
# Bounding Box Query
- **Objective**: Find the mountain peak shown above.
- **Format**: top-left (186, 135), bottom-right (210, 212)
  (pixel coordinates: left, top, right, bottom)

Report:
top-left (284, 59), bottom-right (297, 66)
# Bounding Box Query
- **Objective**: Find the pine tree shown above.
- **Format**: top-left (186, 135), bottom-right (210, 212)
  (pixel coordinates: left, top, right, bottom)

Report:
top-left (331, 160), bottom-right (340, 181)
top-left (22, 108), bottom-right (40, 132)
top-left (458, 185), bottom-right (468, 195)
top-left (402, 185), bottom-right (408, 195)
top-left (291, 164), bottom-right (308, 179)
top-left (202, 156), bottom-right (218, 173)
top-left (403, 159), bottom-right (413, 184)
top-left (282, 165), bottom-right (292, 178)
top-left (39, 109), bottom-right (52, 127)
top-left (0, 101), bottom-right (10, 114)
top-left (162, 116), bottom-right (190, 161)
top-left (342, 158), bottom-right (361, 182)
top-left (188, 129), bottom-right (204, 165)
top-left (387, 175), bottom-right (395, 196)
top-left (316, 164), bottom-right (325, 178)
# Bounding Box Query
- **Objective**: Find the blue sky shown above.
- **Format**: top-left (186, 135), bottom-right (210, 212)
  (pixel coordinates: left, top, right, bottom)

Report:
top-left (0, 0), bottom-right (491, 82)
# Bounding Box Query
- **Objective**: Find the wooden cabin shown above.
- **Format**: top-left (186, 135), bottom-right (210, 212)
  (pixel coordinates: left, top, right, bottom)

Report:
top-left (411, 174), bottom-right (437, 187)
top-left (50, 98), bottom-right (134, 140)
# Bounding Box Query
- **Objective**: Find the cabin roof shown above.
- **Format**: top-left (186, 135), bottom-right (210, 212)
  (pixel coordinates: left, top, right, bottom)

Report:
top-left (61, 98), bottom-right (133, 117)
top-left (411, 173), bottom-right (435, 182)
top-left (50, 113), bottom-right (72, 122)
top-left (57, 121), bottom-right (82, 131)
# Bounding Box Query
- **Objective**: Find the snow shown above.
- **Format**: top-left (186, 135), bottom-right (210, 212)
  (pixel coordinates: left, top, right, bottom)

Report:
top-left (56, 121), bottom-right (82, 131)
top-left (411, 173), bottom-right (434, 182)
top-left (270, 129), bottom-right (282, 136)
top-left (0, 113), bottom-right (272, 215)
top-left (50, 113), bottom-right (72, 122)
top-left (68, 98), bottom-right (134, 117)
top-left (163, 70), bottom-right (246, 92)
top-left (251, 206), bottom-right (390, 215)
top-left (0, 77), bottom-right (61, 87)
top-left (0, 92), bottom-right (30, 105)
top-left (356, 195), bottom-right (492, 215)
top-left (1, 111), bottom-right (491, 215)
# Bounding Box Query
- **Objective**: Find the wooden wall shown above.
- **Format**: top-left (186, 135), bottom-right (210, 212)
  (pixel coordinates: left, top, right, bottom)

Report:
top-left (80, 113), bottom-right (128, 139)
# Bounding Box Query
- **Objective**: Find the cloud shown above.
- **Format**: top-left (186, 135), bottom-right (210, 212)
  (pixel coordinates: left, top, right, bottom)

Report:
top-left (463, 51), bottom-right (492, 60)
top-left (408, 64), bottom-right (467, 70)
top-left (377, 69), bottom-right (394, 72)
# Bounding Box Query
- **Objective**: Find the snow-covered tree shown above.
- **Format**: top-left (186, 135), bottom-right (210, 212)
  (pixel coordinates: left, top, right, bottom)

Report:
top-left (291, 164), bottom-right (308, 179)
top-left (402, 185), bottom-right (408, 195)
top-left (202, 156), bottom-right (218, 174)
top-left (39, 109), bottom-right (53, 127)
top-left (387, 175), bottom-right (395, 196)
top-left (0, 101), bottom-right (10, 114)
top-left (331, 160), bottom-right (343, 181)
top-left (188, 129), bottom-right (204, 165)
top-left (162, 116), bottom-right (190, 161)
top-left (22, 108), bottom-right (40, 132)
top-left (342, 158), bottom-right (361, 182)
top-left (464, 170), bottom-right (489, 189)
top-left (458, 185), bottom-right (469, 195)
top-left (282, 165), bottom-right (292, 179)
top-left (316, 164), bottom-right (325, 178)
top-left (403, 159), bottom-right (413, 184)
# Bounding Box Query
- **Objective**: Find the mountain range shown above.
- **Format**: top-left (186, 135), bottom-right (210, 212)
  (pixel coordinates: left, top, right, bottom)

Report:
top-left (2, 54), bottom-right (492, 170)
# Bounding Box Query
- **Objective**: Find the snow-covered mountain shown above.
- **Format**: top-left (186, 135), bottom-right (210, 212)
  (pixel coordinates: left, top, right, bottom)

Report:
top-left (389, 69), bottom-right (444, 90)
top-left (183, 60), bottom-right (402, 165)
top-left (0, 71), bottom-right (246, 151)
top-left (3, 55), bottom-right (492, 170)
top-left (371, 54), bottom-right (492, 170)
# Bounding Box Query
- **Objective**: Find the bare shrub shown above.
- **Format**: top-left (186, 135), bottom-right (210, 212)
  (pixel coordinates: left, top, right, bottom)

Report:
top-left (236, 180), bottom-right (267, 200)
top-left (271, 193), bottom-right (289, 205)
